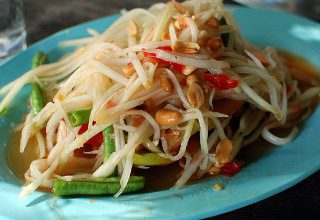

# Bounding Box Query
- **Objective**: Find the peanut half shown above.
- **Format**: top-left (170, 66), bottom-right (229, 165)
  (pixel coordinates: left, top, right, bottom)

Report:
top-left (172, 40), bottom-right (200, 54)
top-left (160, 75), bottom-right (174, 94)
top-left (215, 138), bottom-right (233, 165)
top-left (155, 109), bottom-right (183, 126)
top-left (187, 82), bottom-right (204, 108)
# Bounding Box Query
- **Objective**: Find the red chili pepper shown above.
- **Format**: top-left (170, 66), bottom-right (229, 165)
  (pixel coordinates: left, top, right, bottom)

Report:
top-left (221, 161), bottom-right (242, 177)
top-left (74, 123), bottom-right (103, 158)
top-left (203, 73), bottom-right (238, 90)
top-left (157, 46), bottom-right (172, 51)
top-left (143, 47), bottom-right (185, 72)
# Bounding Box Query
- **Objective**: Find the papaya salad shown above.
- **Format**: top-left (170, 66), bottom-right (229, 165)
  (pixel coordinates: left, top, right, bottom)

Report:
top-left (1, 0), bottom-right (320, 198)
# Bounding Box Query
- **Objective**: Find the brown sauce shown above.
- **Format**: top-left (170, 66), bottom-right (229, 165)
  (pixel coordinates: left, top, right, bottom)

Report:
top-left (6, 51), bottom-right (320, 191)
top-left (7, 131), bottom-right (38, 181)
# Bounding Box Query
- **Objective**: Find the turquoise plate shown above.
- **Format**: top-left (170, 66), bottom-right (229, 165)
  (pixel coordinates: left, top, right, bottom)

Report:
top-left (0, 6), bottom-right (320, 220)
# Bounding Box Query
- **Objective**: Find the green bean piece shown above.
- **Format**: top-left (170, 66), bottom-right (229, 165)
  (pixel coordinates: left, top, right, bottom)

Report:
top-left (67, 108), bottom-right (92, 127)
top-left (32, 51), bottom-right (48, 68)
top-left (30, 52), bottom-right (48, 115)
top-left (103, 125), bottom-right (116, 161)
top-left (31, 83), bottom-right (45, 115)
top-left (53, 176), bottom-right (145, 196)
top-left (0, 107), bottom-right (7, 115)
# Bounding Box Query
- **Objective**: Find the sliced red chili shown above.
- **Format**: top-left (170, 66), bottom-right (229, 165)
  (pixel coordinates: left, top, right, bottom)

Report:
top-left (203, 73), bottom-right (238, 90)
top-left (221, 161), bottom-right (243, 177)
top-left (74, 123), bottom-right (103, 158)
top-left (143, 47), bottom-right (185, 72)
top-left (157, 46), bottom-right (172, 51)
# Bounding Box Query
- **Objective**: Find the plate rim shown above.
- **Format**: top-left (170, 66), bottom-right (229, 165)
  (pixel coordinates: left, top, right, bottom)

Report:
top-left (0, 6), bottom-right (320, 219)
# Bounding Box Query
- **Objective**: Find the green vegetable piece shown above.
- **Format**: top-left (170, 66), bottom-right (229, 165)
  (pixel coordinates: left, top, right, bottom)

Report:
top-left (53, 176), bottom-right (145, 196)
top-left (32, 51), bottom-right (48, 69)
top-left (0, 107), bottom-right (7, 116)
top-left (67, 108), bottom-right (92, 127)
top-left (31, 83), bottom-right (45, 115)
top-left (30, 51), bottom-right (48, 115)
top-left (220, 17), bottom-right (229, 47)
top-left (103, 125), bottom-right (116, 162)
top-left (133, 153), bottom-right (173, 166)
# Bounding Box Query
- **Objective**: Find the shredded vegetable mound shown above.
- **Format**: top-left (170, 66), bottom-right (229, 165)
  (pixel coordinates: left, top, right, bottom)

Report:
top-left (1, 0), bottom-right (319, 198)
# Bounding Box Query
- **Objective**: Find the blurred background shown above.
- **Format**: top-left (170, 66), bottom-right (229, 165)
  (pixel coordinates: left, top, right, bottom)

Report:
top-left (1, 0), bottom-right (320, 219)
top-left (22, 0), bottom-right (320, 44)
top-left (1, 0), bottom-right (320, 60)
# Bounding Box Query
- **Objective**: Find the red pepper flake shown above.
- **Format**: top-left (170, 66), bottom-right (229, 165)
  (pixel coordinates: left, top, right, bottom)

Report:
top-left (221, 161), bottom-right (243, 177)
top-left (203, 73), bottom-right (239, 90)
top-left (74, 123), bottom-right (103, 158)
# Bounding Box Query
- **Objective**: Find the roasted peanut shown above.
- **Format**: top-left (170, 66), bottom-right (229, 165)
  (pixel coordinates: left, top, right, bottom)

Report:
top-left (127, 20), bottom-right (138, 37)
top-left (187, 82), bottom-right (204, 108)
top-left (206, 37), bottom-right (223, 51)
top-left (172, 40), bottom-right (200, 54)
top-left (160, 76), bottom-right (174, 93)
top-left (215, 138), bottom-right (233, 165)
top-left (206, 17), bottom-right (220, 29)
top-left (155, 109), bottom-right (182, 126)
top-left (122, 64), bottom-right (136, 77)
top-left (186, 74), bottom-right (198, 86)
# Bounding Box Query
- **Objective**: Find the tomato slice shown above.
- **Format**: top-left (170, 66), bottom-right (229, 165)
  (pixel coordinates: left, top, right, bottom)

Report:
top-left (203, 73), bottom-right (238, 90)
top-left (74, 123), bottom-right (103, 158)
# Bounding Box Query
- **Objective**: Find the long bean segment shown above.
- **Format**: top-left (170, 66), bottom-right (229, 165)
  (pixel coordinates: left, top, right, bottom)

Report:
top-left (31, 83), bottom-right (45, 115)
top-left (31, 51), bottom-right (48, 115)
top-left (103, 125), bottom-right (116, 161)
top-left (53, 176), bottom-right (145, 196)
top-left (32, 51), bottom-right (48, 69)
top-left (67, 108), bottom-right (92, 127)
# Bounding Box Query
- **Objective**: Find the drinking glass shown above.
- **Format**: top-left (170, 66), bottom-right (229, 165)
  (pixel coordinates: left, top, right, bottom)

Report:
top-left (0, 0), bottom-right (26, 63)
